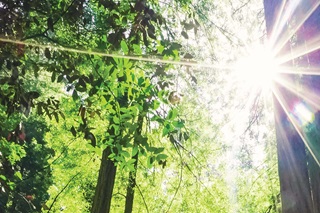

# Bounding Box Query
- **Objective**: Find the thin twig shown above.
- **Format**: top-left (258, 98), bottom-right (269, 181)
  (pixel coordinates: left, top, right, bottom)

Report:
top-left (165, 156), bottom-right (183, 213)
top-left (136, 183), bottom-right (149, 213)
top-left (47, 171), bottom-right (80, 212)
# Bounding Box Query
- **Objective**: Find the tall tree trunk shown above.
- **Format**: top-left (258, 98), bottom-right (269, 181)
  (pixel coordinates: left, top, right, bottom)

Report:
top-left (308, 153), bottom-right (320, 213)
top-left (298, 6), bottom-right (320, 212)
top-left (124, 115), bottom-right (144, 213)
top-left (91, 147), bottom-right (117, 213)
top-left (274, 100), bottom-right (313, 212)
top-left (124, 152), bottom-right (139, 213)
top-left (264, 0), bottom-right (313, 212)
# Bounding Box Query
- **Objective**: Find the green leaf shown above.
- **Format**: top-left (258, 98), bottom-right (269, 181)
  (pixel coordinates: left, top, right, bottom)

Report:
top-left (108, 153), bottom-right (116, 159)
top-left (156, 154), bottom-right (168, 161)
top-left (8, 181), bottom-right (15, 190)
top-left (72, 90), bottom-right (78, 101)
top-left (121, 150), bottom-right (130, 158)
top-left (0, 175), bottom-right (7, 181)
top-left (70, 126), bottom-right (77, 137)
top-left (162, 125), bottom-right (170, 136)
top-left (51, 71), bottom-right (56, 82)
top-left (154, 147), bottom-right (165, 154)
top-left (147, 156), bottom-right (155, 168)
top-left (14, 171), bottom-right (22, 180)
top-left (53, 112), bottom-right (59, 123)
top-left (133, 44), bottom-right (142, 55)
top-left (113, 116), bottom-right (120, 124)
top-left (45, 48), bottom-right (51, 59)
top-left (151, 100), bottom-right (160, 110)
top-left (157, 44), bottom-right (164, 54)
top-left (172, 120), bottom-right (185, 128)
top-left (138, 77), bottom-right (144, 86)
top-left (181, 31), bottom-right (189, 39)
top-left (102, 35), bottom-right (107, 43)
top-left (127, 158), bottom-right (136, 165)
top-left (151, 115), bottom-right (163, 123)
top-left (167, 109), bottom-right (178, 120)
top-left (120, 40), bottom-right (129, 54)
top-left (132, 145), bottom-right (139, 156)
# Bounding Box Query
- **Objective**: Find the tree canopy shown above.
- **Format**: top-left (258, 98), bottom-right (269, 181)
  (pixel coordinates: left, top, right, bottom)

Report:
top-left (4, 0), bottom-right (318, 212)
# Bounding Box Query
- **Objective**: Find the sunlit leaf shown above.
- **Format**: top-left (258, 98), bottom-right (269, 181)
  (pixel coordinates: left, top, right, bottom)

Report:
top-left (120, 40), bottom-right (129, 54)
top-left (14, 171), bottom-right (22, 180)
top-left (156, 154), bottom-right (168, 161)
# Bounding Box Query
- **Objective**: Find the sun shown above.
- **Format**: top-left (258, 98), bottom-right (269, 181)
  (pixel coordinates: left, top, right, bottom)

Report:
top-left (235, 45), bottom-right (279, 92)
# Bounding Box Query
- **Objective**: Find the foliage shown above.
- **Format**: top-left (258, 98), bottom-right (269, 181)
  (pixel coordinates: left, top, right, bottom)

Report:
top-left (0, 112), bottom-right (53, 212)
top-left (0, 0), bottom-right (282, 212)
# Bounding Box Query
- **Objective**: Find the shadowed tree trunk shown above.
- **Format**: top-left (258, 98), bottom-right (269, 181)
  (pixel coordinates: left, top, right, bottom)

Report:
top-left (298, 6), bottom-right (320, 212)
top-left (91, 147), bottom-right (117, 213)
top-left (124, 115), bottom-right (144, 213)
top-left (264, 0), bottom-right (314, 212)
top-left (91, 118), bottom-right (121, 213)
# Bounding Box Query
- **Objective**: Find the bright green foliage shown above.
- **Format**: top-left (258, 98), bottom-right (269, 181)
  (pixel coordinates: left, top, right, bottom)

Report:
top-left (0, 0), bottom-right (282, 212)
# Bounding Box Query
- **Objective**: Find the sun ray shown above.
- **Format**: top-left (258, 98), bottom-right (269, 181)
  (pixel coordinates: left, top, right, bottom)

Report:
top-left (277, 33), bottom-right (320, 65)
top-left (274, 75), bottom-right (320, 112)
top-left (277, 65), bottom-right (320, 76)
top-left (268, 0), bottom-right (294, 51)
top-left (270, 0), bottom-right (320, 58)
top-left (272, 85), bottom-right (320, 167)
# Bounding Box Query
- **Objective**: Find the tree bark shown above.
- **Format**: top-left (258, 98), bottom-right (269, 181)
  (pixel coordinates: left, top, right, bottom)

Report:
top-left (298, 6), bottom-right (320, 213)
top-left (274, 99), bottom-right (313, 212)
top-left (264, 0), bottom-right (314, 212)
top-left (91, 147), bottom-right (117, 213)
top-left (124, 115), bottom-right (144, 213)
top-left (124, 152), bottom-right (139, 213)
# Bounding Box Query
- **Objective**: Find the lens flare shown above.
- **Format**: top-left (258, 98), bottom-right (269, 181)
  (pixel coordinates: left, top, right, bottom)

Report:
top-left (292, 102), bottom-right (314, 126)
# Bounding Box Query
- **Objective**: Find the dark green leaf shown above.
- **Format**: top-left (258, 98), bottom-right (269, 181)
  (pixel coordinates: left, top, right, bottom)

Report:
top-left (154, 147), bottom-right (164, 154)
top-left (51, 71), bottom-right (56, 82)
top-left (156, 154), bottom-right (168, 161)
top-left (45, 48), bottom-right (51, 59)
top-left (47, 17), bottom-right (54, 31)
top-left (53, 112), bottom-right (59, 122)
top-left (184, 53), bottom-right (193, 59)
top-left (70, 126), bottom-right (77, 137)
top-left (72, 90), bottom-right (78, 101)
top-left (181, 31), bottom-right (189, 39)
top-left (57, 75), bottom-right (64, 82)
top-left (147, 156), bottom-right (155, 168)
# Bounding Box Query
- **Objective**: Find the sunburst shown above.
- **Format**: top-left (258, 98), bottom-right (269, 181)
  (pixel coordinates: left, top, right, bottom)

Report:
top-left (265, 0), bottom-right (320, 167)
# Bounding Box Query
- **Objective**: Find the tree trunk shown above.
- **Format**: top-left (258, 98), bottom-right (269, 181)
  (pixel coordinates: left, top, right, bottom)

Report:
top-left (91, 147), bottom-right (117, 213)
top-left (308, 153), bottom-right (320, 213)
top-left (124, 153), bottom-right (139, 213)
top-left (298, 6), bottom-right (320, 212)
top-left (274, 100), bottom-right (313, 212)
top-left (264, 0), bottom-right (314, 212)
top-left (124, 115), bottom-right (143, 213)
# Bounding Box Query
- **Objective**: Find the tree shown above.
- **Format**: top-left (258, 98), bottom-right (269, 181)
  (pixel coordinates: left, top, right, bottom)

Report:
top-left (264, 0), bottom-right (320, 212)
top-left (0, 0), bottom-right (191, 212)
top-left (0, 112), bottom-right (53, 212)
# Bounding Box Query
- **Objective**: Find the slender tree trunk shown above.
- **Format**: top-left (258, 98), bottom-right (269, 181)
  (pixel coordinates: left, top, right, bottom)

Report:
top-left (124, 115), bottom-right (144, 213)
top-left (91, 147), bottom-right (117, 213)
top-left (264, 0), bottom-right (313, 212)
top-left (124, 152), bottom-right (139, 213)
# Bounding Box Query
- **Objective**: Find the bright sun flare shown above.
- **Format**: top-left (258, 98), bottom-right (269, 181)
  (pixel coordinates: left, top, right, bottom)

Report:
top-left (235, 45), bottom-right (279, 91)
